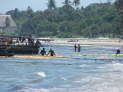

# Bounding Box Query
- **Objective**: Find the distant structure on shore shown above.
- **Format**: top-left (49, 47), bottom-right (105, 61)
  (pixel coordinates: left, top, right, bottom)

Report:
top-left (0, 15), bottom-right (17, 34)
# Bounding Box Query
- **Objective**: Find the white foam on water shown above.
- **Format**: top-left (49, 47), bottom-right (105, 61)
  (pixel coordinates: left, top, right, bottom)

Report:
top-left (34, 72), bottom-right (47, 78)
top-left (22, 87), bottom-right (122, 92)
top-left (59, 77), bottom-right (67, 80)
top-left (106, 62), bottom-right (123, 72)
top-left (99, 46), bottom-right (120, 49)
top-left (80, 82), bottom-right (123, 92)
top-left (79, 64), bottom-right (92, 68)
top-left (72, 62), bottom-right (123, 92)
top-left (17, 88), bottom-right (49, 92)
top-left (90, 63), bottom-right (123, 92)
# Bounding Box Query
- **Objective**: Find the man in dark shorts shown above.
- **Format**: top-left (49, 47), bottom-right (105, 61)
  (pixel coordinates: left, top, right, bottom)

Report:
top-left (116, 49), bottom-right (120, 56)
top-left (74, 44), bottom-right (77, 52)
top-left (78, 44), bottom-right (81, 52)
top-left (47, 49), bottom-right (55, 56)
top-left (40, 48), bottom-right (46, 56)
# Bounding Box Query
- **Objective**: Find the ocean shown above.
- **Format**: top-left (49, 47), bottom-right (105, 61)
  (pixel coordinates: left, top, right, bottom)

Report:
top-left (0, 45), bottom-right (123, 92)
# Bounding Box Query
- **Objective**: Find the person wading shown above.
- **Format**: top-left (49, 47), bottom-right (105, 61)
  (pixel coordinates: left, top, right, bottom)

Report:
top-left (74, 44), bottom-right (77, 52)
top-left (47, 49), bottom-right (55, 56)
top-left (116, 49), bottom-right (120, 56)
top-left (78, 44), bottom-right (81, 52)
top-left (40, 48), bottom-right (46, 56)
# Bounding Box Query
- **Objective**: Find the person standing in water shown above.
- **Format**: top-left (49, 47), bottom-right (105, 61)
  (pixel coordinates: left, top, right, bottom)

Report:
top-left (116, 49), bottom-right (120, 56)
top-left (47, 49), bottom-right (55, 56)
top-left (78, 44), bottom-right (81, 52)
top-left (40, 48), bottom-right (46, 56)
top-left (74, 44), bottom-right (77, 52)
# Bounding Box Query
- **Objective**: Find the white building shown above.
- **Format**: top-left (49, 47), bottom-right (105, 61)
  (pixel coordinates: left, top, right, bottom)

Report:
top-left (0, 15), bottom-right (17, 33)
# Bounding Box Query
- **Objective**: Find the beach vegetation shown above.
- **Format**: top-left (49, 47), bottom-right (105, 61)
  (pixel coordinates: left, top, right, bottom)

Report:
top-left (6, 1), bottom-right (122, 38)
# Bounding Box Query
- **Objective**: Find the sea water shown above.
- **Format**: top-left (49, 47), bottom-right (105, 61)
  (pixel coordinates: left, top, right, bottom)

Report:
top-left (0, 45), bottom-right (123, 92)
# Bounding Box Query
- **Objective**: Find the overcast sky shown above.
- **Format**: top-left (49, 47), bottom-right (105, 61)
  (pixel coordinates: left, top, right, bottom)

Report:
top-left (0, 0), bottom-right (114, 13)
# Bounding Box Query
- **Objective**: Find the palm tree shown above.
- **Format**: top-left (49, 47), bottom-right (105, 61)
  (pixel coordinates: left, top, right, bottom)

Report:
top-left (47, 0), bottom-right (56, 10)
top-left (115, 0), bottom-right (123, 35)
top-left (27, 6), bottom-right (33, 18)
top-left (73, 0), bottom-right (80, 8)
top-left (115, 0), bottom-right (123, 9)
top-left (64, 0), bottom-right (71, 6)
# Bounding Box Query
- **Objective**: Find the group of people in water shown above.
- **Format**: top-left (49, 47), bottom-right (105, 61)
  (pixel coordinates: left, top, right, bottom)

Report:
top-left (39, 45), bottom-right (121, 56)
top-left (16, 36), bottom-right (121, 56)
top-left (40, 48), bottom-right (55, 56)
top-left (74, 44), bottom-right (121, 56)
top-left (74, 44), bottom-right (81, 52)
top-left (39, 44), bottom-right (81, 56)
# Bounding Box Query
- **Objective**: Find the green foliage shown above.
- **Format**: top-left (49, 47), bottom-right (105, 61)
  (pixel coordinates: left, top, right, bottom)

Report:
top-left (73, 0), bottom-right (80, 8)
top-left (64, 0), bottom-right (71, 6)
top-left (115, 0), bottom-right (123, 35)
top-left (48, 0), bottom-right (56, 10)
top-left (6, 3), bottom-right (121, 38)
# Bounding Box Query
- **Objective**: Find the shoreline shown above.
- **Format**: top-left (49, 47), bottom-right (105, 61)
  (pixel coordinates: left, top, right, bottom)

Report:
top-left (41, 38), bottom-right (123, 46)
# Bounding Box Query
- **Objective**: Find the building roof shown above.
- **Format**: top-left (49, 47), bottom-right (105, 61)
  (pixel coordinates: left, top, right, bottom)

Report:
top-left (0, 15), bottom-right (16, 28)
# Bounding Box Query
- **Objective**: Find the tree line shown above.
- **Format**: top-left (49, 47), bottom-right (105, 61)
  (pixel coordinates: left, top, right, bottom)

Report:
top-left (5, 0), bottom-right (123, 38)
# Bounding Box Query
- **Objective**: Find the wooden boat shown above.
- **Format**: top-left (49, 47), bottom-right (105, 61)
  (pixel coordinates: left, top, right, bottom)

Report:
top-left (0, 35), bottom-right (40, 54)
top-left (0, 35), bottom-right (53, 55)
top-left (0, 48), bottom-right (14, 57)
top-left (7, 45), bottom-right (39, 54)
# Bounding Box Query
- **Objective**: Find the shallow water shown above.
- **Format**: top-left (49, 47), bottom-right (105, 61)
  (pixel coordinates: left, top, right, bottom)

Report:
top-left (0, 45), bottom-right (123, 92)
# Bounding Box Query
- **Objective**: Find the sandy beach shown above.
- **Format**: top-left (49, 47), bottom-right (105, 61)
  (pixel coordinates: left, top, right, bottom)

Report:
top-left (41, 38), bottom-right (123, 46)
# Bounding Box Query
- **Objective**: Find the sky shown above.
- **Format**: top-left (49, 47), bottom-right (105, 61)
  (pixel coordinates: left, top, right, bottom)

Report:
top-left (0, 0), bottom-right (114, 13)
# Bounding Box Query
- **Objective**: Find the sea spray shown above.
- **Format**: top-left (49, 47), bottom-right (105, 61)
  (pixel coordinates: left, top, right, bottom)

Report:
top-left (17, 88), bottom-right (49, 92)
top-left (34, 72), bottom-right (47, 78)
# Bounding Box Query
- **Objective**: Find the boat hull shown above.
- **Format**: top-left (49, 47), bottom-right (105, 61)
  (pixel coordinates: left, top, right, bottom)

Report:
top-left (8, 45), bottom-right (39, 54)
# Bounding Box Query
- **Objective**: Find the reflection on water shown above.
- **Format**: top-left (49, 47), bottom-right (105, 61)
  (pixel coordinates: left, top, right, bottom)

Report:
top-left (0, 45), bottom-right (123, 92)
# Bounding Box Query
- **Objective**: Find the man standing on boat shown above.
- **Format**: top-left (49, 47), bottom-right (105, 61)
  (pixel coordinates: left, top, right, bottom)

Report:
top-left (35, 40), bottom-right (41, 48)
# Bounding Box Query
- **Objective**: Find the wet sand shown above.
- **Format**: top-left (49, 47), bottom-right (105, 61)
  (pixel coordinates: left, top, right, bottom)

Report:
top-left (50, 38), bottom-right (123, 46)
